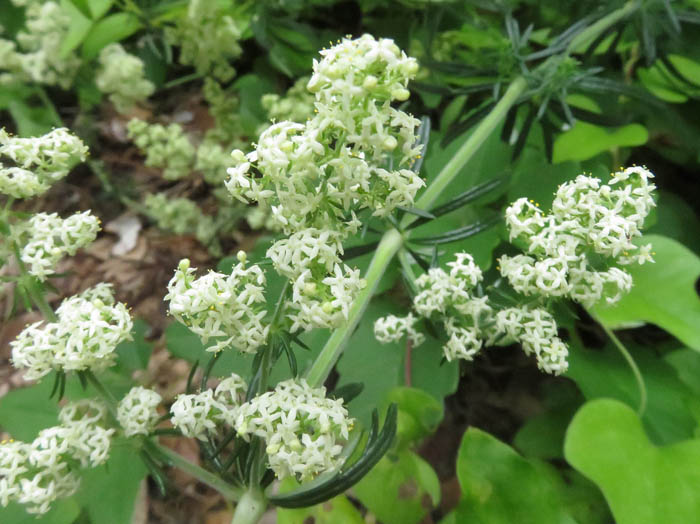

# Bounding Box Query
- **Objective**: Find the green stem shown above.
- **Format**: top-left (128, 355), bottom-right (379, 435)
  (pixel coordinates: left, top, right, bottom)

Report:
top-left (595, 317), bottom-right (647, 416)
top-left (231, 487), bottom-right (266, 524)
top-left (154, 443), bottom-right (244, 502)
top-left (566, 1), bottom-right (639, 54)
top-left (306, 229), bottom-right (403, 387)
top-left (401, 76), bottom-right (528, 229)
top-left (35, 87), bottom-right (63, 127)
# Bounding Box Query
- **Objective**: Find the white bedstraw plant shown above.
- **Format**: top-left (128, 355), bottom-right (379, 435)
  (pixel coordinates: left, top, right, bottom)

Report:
top-left (96, 43), bottom-right (155, 114)
top-left (0, 127), bottom-right (88, 198)
top-left (374, 167), bottom-right (656, 376)
top-left (164, 257), bottom-right (269, 353)
top-left (0, 400), bottom-right (113, 514)
top-left (170, 373), bottom-right (248, 440)
top-left (117, 386), bottom-right (163, 437)
top-left (235, 379), bottom-right (353, 481)
top-left (11, 284), bottom-right (133, 380)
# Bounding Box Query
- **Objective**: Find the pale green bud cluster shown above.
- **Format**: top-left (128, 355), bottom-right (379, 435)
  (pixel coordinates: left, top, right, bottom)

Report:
top-left (96, 44), bottom-right (155, 114)
top-left (0, 400), bottom-right (113, 514)
top-left (0, 1), bottom-right (80, 88)
top-left (143, 193), bottom-right (218, 247)
top-left (164, 259), bottom-right (269, 353)
top-left (235, 379), bottom-right (353, 481)
top-left (261, 76), bottom-right (315, 129)
top-left (170, 373), bottom-right (248, 440)
top-left (11, 284), bottom-right (133, 380)
top-left (165, 0), bottom-right (243, 82)
top-left (0, 128), bottom-right (88, 198)
top-left (11, 211), bottom-right (100, 280)
top-left (202, 78), bottom-right (246, 147)
top-left (501, 166), bottom-right (656, 307)
top-left (127, 119), bottom-right (196, 180)
top-left (117, 386), bottom-right (163, 437)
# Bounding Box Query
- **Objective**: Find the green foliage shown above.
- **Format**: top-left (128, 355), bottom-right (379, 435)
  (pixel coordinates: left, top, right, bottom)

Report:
top-left (565, 399), bottom-right (700, 524)
top-left (592, 235), bottom-right (700, 351)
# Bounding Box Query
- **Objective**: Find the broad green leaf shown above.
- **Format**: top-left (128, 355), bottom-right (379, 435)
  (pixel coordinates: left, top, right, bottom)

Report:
top-left (66, 0), bottom-right (92, 19)
top-left (513, 380), bottom-right (584, 459)
top-left (0, 499), bottom-right (80, 524)
top-left (113, 318), bottom-right (154, 375)
top-left (336, 300), bottom-right (458, 427)
top-left (0, 379), bottom-right (59, 439)
top-left (59, 0), bottom-right (94, 58)
top-left (565, 398), bottom-right (700, 524)
top-left (553, 122), bottom-right (648, 163)
top-left (88, 0), bottom-right (113, 18)
top-left (386, 386), bottom-right (444, 448)
top-left (567, 340), bottom-right (697, 444)
top-left (647, 192), bottom-right (700, 254)
top-left (81, 13), bottom-right (142, 59)
top-left (451, 427), bottom-right (603, 524)
top-left (77, 444), bottom-right (148, 524)
top-left (592, 235), bottom-right (700, 351)
top-left (638, 66), bottom-right (688, 103)
top-left (354, 450), bottom-right (440, 524)
top-left (7, 99), bottom-right (55, 137)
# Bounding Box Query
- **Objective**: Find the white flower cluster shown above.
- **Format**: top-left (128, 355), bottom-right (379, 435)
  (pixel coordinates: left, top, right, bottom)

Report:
top-left (165, 259), bottom-right (268, 353)
top-left (0, 128), bottom-right (88, 199)
top-left (501, 166), bottom-right (656, 307)
top-left (127, 119), bottom-right (196, 180)
top-left (11, 284), bottom-right (133, 380)
top-left (0, 400), bottom-right (113, 514)
top-left (12, 211), bottom-right (100, 280)
top-left (165, 0), bottom-right (242, 82)
top-left (267, 228), bottom-right (365, 331)
top-left (170, 373), bottom-right (247, 440)
top-left (374, 252), bottom-right (569, 375)
top-left (96, 44), bottom-right (155, 114)
top-left (0, 1), bottom-right (80, 88)
top-left (496, 307), bottom-right (569, 374)
top-left (117, 386), bottom-right (163, 437)
top-left (226, 34), bottom-right (423, 234)
top-left (375, 253), bottom-right (491, 362)
top-left (235, 379), bottom-right (353, 481)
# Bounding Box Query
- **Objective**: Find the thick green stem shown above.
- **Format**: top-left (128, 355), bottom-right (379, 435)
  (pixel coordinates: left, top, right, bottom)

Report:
top-left (306, 229), bottom-right (403, 386)
top-left (231, 487), bottom-right (266, 524)
top-left (402, 76), bottom-right (528, 228)
top-left (566, 1), bottom-right (639, 53)
top-left (155, 443), bottom-right (244, 501)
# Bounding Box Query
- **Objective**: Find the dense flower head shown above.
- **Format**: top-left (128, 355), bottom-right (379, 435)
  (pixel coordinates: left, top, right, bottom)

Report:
top-left (235, 379), bottom-right (353, 481)
top-left (496, 307), bottom-right (569, 375)
top-left (0, 400), bottom-right (113, 514)
top-left (165, 259), bottom-right (268, 353)
top-left (261, 76), bottom-right (315, 129)
top-left (11, 283), bottom-right (133, 380)
top-left (501, 166), bottom-right (656, 307)
top-left (96, 44), bottom-right (154, 114)
top-left (12, 211), bottom-right (100, 280)
top-left (0, 128), bottom-right (88, 198)
top-left (165, 0), bottom-right (242, 82)
top-left (170, 373), bottom-right (248, 439)
top-left (127, 119), bottom-right (196, 180)
top-left (0, 1), bottom-right (80, 88)
top-left (117, 386), bottom-right (163, 437)
top-left (374, 313), bottom-right (425, 346)
top-left (226, 34), bottom-right (424, 235)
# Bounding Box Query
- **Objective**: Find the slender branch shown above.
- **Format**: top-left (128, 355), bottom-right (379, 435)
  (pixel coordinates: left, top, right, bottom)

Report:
top-left (401, 76), bottom-right (528, 228)
top-left (593, 316), bottom-right (647, 416)
top-left (154, 442), bottom-right (244, 502)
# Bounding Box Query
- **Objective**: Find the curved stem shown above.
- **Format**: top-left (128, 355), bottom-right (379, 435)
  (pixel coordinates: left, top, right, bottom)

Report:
top-left (594, 317), bottom-right (647, 416)
top-left (231, 486), bottom-right (266, 524)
